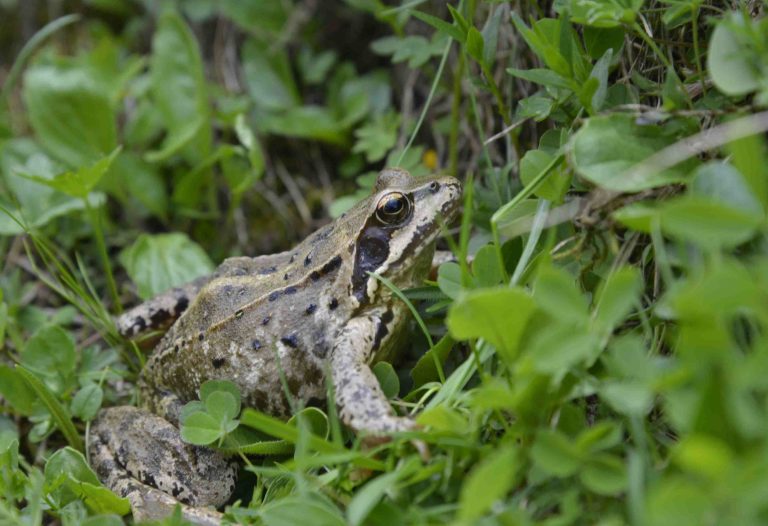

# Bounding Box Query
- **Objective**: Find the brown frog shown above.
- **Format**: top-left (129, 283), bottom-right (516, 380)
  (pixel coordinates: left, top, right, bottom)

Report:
top-left (89, 168), bottom-right (462, 523)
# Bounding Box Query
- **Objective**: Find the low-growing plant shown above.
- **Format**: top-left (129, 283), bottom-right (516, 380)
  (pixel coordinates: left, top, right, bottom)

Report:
top-left (1, 1), bottom-right (767, 525)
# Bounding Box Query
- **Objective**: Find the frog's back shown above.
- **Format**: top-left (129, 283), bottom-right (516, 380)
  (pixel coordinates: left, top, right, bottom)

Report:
top-left (143, 222), bottom-right (357, 415)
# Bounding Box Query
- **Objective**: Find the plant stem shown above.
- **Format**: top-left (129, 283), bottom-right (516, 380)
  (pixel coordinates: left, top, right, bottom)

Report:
top-left (85, 198), bottom-right (121, 312)
top-left (691, 5), bottom-right (706, 95)
top-left (449, 52), bottom-right (465, 177)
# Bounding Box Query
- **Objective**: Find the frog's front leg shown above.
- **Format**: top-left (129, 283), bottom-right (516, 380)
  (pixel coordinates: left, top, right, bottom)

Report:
top-left (89, 402), bottom-right (236, 524)
top-left (331, 309), bottom-right (416, 434)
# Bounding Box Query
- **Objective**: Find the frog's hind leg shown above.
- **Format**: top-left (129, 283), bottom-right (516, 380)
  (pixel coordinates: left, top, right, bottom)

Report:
top-left (89, 406), bottom-right (236, 524)
top-left (116, 276), bottom-right (211, 339)
top-left (115, 253), bottom-right (293, 339)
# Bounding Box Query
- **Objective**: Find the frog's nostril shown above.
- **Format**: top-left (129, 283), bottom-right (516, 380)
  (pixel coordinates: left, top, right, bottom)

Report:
top-left (428, 181), bottom-right (440, 193)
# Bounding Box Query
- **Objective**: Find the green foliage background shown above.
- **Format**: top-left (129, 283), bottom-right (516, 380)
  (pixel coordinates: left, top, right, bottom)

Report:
top-left (1, 0), bottom-right (768, 524)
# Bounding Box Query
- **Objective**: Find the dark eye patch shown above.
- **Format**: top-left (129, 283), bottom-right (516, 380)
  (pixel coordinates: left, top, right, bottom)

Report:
top-left (351, 226), bottom-right (390, 305)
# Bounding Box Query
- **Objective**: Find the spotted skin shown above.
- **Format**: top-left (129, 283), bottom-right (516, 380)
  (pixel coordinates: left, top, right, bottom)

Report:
top-left (93, 168), bottom-right (462, 524)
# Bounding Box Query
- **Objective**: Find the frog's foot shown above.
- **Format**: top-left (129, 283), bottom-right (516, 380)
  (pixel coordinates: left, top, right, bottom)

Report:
top-left (89, 406), bottom-right (237, 524)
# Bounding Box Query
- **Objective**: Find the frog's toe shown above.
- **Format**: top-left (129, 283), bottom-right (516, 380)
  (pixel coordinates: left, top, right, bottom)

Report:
top-left (90, 406), bottom-right (237, 513)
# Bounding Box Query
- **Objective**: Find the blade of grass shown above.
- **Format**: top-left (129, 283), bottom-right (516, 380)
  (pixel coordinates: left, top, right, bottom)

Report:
top-left (16, 366), bottom-right (84, 453)
top-left (1, 14), bottom-right (81, 104)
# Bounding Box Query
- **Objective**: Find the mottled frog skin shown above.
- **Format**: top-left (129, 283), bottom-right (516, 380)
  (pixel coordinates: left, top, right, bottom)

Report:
top-left (90, 168), bottom-right (461, 524)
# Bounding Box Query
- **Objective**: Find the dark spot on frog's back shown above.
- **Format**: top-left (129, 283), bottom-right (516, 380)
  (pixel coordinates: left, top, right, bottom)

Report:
top-left (268, 291), bottom-right (280, 302)
top-left (252, 339), bottom-right (262, 350)
top-left (305, 303), bottom-right (317, 315)
top-left (329, 298), bottom-right (339, 310)
top-left (284, 286), bottom-right (298, 295)
top-left (304, 255), bottom-right (312, 266)
top-left (322, 255), bottom-right (343, 274)
top-left (261, 315), bottom-right (271, 326)
top-left (281, 334), bottom-right (299, 348)
top-left (212, 357), bottom-right (226, 369)
top-left (258, 266), bottom-right (277, 275)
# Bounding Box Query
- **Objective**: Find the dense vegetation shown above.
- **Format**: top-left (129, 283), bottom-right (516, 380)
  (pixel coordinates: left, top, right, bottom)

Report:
top-left (1, 0), bottom-right (767, 524)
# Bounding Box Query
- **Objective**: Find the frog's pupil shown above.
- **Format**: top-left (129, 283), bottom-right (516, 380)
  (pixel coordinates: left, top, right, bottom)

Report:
top-left (383, 197), bottom-right (402, 214)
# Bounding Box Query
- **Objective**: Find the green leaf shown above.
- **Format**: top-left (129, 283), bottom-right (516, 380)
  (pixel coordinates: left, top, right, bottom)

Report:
top-left (472, 245), bottom-right (504, 287)
top-left (23, 66), bottom-right (117, 167)
top-left (437, 261), bottom-right (462, 299)
top-left (416, 405), bottom-right (468, 433)
top-left (565, 0), bottom-right (642, 27)
top-left (459, 445), bottom-right (521, 521)
top-left (44, 447), bottom-right (130, 515)
top-left (576, 421), bottom-right (623, 453)
top-left (726, 132), bottom-right (768, 210)
top-left (353, 111), bottom-right (400, 163)
top-left (612, 201), bottom-right (658, 233)
top-left (119, 233), bottom-right (214, 300)
top-left (516, 94), bottom-right (555, 121)
top-left (531, 429), bottom-right (583, 477)
top-left (200, 380), bottom-right (242, 415)
top-left (600, 380), bottom-right (653, 416)
top-left (571, 114), bottom-right (694, 191)
top-left (658, 196), bottom-right (763, 250)
top-left (674, 434), bottom-right (733, 480)
top-left (20, 146), bottom-right (121, 199)
top-left (520, 149), bottom-right (570, 202)
top-left (16, 366), bottom-right (83, 452)
top-left (690, 162), bottom-right (763, 215)
top-left (592, 266), bottom-right (642, 335)
top-left (465, 27), bottom-right (485, 65)
top-left (371, 35), bottom-right (445, 68)
top-left (243, 39), bottom-right (300, 111)
top-left (347, 458), bottom-right (420, 526)
top-left (261, 106), bottom-right (346, 144)
top-left (204, 391), bottom-right (239, 425)
top-left (262, 495), bottom-right (346, 526)
top-left (372, 362), bottom-right (400, 399)
top-left (707, 15), bottom-right (760, 96)
top-left (412, 10), bottom-right (465, 43)
top-left (534, 265), bottom-right (589, 324)
top-left (20, 325), bottom-right (77, 394)
top-left (507, 67), bottom-right (574, 90)
top-left (234, 114), bottom-right (265, 176)
top-left (527, 325), bottom-right (600, 375)
top-left (0, 365), bottom-right (36, 415)
top-left (410, 335), bottom-right (454, 388)
top-left (447, 287), bottom-right (536, 365)
top-left (510, 14), bottom-right (573, 78)
top-left (180, 411), bottom-right (222, 445)
top-left (150, 11), bottom-right (211, 164)
top-left (70, 383), bottom-right (103, 421)
top-left (582, 26), bottom-right (625, 59)
top-left (579, 453), bottom-right (627, 495)
top-left (143, 115), bottom-right (204, 163)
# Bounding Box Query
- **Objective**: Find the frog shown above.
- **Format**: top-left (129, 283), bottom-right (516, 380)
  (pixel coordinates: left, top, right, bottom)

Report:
top-left (89, 168), bottom-right (462, 524)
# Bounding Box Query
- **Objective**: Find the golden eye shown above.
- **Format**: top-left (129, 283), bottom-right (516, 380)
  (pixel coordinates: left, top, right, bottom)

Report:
top-left (375, 192), bottom-right (411, 225)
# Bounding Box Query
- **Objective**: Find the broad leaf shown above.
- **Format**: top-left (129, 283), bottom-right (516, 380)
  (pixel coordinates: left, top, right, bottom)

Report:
top-left (119, 233), bottom-right (214, 300)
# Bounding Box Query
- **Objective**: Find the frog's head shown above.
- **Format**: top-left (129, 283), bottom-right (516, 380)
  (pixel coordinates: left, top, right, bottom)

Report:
top-left (348, 167), bottom-right (461, 306)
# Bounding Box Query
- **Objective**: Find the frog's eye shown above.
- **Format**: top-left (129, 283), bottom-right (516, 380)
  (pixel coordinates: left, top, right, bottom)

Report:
top-left (375, 192), bottom-right (411, 225)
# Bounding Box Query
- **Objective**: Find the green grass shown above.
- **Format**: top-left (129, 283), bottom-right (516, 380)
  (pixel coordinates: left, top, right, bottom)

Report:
top-left (1, 1), bottom-right (768, 525)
